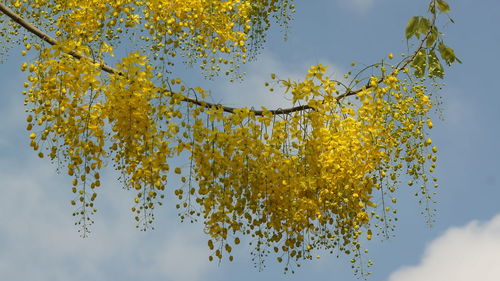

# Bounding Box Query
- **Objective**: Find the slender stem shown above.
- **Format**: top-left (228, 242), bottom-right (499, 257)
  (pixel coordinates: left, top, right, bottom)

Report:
top-left (0, 2), bottom-right (433, 116)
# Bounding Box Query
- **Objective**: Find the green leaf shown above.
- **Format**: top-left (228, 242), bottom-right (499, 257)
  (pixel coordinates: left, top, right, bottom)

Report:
top-left (405, 16), bottom-right (420, 39)
top-left (428, 51), bottom-right (444, 79)
top-left (418, 18), bottom-right (430, 35)
top-left (411, 51), bottom-right (427, 78)
top-left (426, 27), bottom-right (438, 48)
top-left (437, 0), bottom-right (451, 13)
top-left (438, 42), bottom-right (461, 65)
top-left (428, 1), bottom-right (436, 13)
top-left (438, 42), bottom-right (451, 64)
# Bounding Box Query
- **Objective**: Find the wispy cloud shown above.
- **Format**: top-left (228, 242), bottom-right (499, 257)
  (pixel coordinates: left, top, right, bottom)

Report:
top-left (216, 52), bottom-right (299, 110)
top-left (216, 51), bottom-right (343, 110)
top-left (388, 214), bottom-right (500, 281)
top-left (0, 156), bottom-right (214, 281)
top-left (149, 227), bottom-right (214, 281)
top-left (0, 71), bottom-right (27, 149)
top-left (336, 0), bottom-right (374, 14)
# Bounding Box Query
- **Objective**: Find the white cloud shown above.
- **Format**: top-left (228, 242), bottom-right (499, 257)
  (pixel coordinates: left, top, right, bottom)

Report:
top-left (336, 0), bottom-right (374, 14)
top-left (444, 92), bottom-right (476, 128)
top-left (0, 72), bottom-right (27, 148)
top-left (149, 227), bottom-right (214, 281)
top-left (0, 156), bottom-right (214, 281)
top-left (0, 162), bottom-right (135, 280)
top-left (388, 214), bottom-right (500, 281)
top-left (216, 52), bottom-right (343, 110)
top-left (216, 52), bottom-right (298, 110)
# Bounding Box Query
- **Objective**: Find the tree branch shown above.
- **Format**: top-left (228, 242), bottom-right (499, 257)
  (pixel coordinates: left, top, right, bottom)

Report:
top-left (0, 2), bottom-right (433, 116)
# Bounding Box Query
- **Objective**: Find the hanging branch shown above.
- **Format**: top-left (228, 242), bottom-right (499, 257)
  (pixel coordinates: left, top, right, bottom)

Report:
top-left (0, 2), bottom-right (434, 116)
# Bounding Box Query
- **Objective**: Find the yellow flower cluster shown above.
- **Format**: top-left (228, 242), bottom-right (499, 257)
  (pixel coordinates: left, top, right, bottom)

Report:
top-left (104, 52), bottom-right (175, 228)
top-left (23, 42), bottom-right (189, 231)
top-left (12, 0), bottom-right (294, 234)
top-left (7, 0), bottom-right (438, 273)
top-left (22, 42), bottom-right (437, 266)
top-left (23, 41), bottom-right (106, 234)
top-left (173, 66), bottom-right (437, 269)
top-left (7, 0), bottom-right (294, 76)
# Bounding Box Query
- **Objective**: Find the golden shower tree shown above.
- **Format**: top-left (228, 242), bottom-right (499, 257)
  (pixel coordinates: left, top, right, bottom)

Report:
top-left (0, 0), bottom-right (459, 275)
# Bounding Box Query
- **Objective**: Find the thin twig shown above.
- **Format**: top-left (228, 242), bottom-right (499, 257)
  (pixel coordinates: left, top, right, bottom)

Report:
top-left (0, 2), bottom-right (433, 116)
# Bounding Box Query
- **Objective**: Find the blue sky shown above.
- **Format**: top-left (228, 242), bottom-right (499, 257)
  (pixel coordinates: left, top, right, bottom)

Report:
top-left (1, 1), bottom-right (500, 280)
